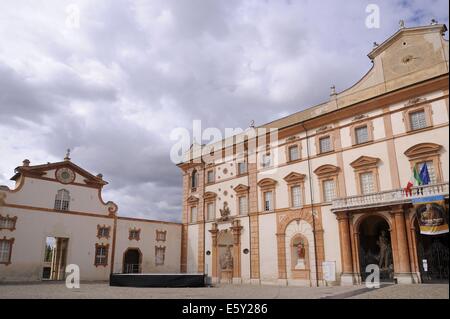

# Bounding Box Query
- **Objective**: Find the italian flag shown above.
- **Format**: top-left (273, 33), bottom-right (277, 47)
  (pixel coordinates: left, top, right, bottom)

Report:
top-left (405, 166), bottom-right (422, 196)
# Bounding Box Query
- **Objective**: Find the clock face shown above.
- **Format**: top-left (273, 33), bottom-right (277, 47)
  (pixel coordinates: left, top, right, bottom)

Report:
top-left (383, 37), bottom-right (432, 80)
top-left (55, 168), bottom-right (75, 184)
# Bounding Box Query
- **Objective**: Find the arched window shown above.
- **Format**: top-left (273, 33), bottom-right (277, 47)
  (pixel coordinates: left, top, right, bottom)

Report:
top-left (191, 169), bottom-right (198, 189)
top-left (54, 189), bottom-right (70, 211)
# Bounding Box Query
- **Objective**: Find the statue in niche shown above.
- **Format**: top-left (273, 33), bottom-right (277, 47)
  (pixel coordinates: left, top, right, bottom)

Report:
top-left (297, 240), bottom-right (306, 259)
top-left (377, 230), bottom-right (391, 270)
top-left (220, 246), bottom-right (233, 270)
top-left (219, 201), bottom-right (231, 221)
top-left (294, 239), bottom-right (306, 270)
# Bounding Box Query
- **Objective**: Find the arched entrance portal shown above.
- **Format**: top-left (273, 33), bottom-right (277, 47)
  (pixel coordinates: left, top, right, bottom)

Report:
top-left (414, 218), bottom-right (449, 282)
top-left (123, 248), bottom-right (142, 274)
top-left (358, 215), bottom-right (394, 282)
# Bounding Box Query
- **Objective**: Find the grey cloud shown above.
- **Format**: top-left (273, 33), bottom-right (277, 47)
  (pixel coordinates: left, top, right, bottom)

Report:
top-left (0, 63), bottom-right (51, 123)
top-left (0, 0), bottom-right (448, 222)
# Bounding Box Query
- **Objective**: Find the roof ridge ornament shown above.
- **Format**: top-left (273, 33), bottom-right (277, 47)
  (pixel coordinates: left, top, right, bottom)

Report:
top-left (330, 85), bottom-right (337, 100)
top-left (64, 148), bottom-right (71, 161)
top-left (399, 19), bottom-right (405, 29)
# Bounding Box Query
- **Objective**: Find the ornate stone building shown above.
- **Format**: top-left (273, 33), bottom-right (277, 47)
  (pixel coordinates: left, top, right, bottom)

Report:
top-left (177, 24), bottom-right (449, 286)
top-left (1, 23), bottom-right (448, 287)
top-left (0, 154), bottom-right (181, 282)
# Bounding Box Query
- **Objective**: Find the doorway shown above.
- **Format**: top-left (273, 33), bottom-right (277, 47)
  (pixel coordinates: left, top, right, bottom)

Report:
top-left (358, 215), bottom-right (394, 282)
top-left (217, 230), bottom-right (233, 284)
top-left (42, 237), bottom-right (69, 280)
top-left (415, 219), bottom-right (449, 283)
top-left (123, 248), bottom-right (142, 273)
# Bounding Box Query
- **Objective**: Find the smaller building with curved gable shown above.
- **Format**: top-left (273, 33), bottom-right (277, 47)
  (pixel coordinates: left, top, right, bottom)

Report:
top-left (0, 156), bottom-right (181, 282)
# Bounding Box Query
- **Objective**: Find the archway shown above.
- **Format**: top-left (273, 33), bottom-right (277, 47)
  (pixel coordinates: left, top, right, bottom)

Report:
top-left (358, 215), bottom-right (394, 282)
top-left (414, 217), bottom-right (449, 283)
top-left (123, 248), bottom-right (142, 274)
top-left (284, 219), bottom-right (316, 285)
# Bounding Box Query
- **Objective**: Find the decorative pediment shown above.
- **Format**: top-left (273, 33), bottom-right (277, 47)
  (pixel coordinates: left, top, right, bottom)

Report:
top-left (404, 143), bottom-right (442, 159)
top-left (352, 114), bottom-right (368, 121)
top-left (313, 164), bottom-right (340, 177)
top-left (204, 191), bottom-right (217, 200)
top-left (233, 184), bottom-right (249, 194)
top-left (316, 125), bottom-right (330, 133)
top-left (350, 156), bottom-right (380, 169)
top-left (186, 195), bottom-right (199, 204)
top-left (286, 135), bottom-right (299, 142)
top-left (405, 97), bottom-right (427, 106)
top-left (257, 178), bottom-right (277, 188)
top-left (10, 160), bottom-right (107, 187)
top-left (283, 172), bottom-right (306, 183)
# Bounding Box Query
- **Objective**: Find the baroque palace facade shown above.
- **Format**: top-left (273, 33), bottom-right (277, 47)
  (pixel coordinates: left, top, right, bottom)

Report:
top-left (177, 24), bottom-right (449, 286)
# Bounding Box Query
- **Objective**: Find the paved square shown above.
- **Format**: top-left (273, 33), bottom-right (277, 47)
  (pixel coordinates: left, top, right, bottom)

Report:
top-left (0, 282), bottom-right (448, 299)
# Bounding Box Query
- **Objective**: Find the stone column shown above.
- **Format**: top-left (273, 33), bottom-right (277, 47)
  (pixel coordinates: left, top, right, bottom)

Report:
top-left (248, 162), bottom-right (260, 284)
top-left (276, 233), bottom-right (287, 284)
top-left (391, 205), bottom-right (414, 284)
top-left (231, 219), bottom-right (243, 284)
top-left (209, 223), bottom-right (219, 283)
top-left (180, 172), bottom-right (190, 273)
top-left (336, 211), bottom-right (356, 285)
top-left (197, 167), bottom-right (205, 274)
top-left (349, 216), bottom-right (362, 284)
top-left (180, 225), bottom-right (188, 273)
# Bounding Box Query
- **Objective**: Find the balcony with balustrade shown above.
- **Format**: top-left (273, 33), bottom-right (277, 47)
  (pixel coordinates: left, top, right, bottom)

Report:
top-left (331, 182), bottom-right (449, 212)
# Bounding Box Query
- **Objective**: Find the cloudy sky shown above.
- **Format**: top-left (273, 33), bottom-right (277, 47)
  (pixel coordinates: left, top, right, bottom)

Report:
top-left (0, 0), bottom-right (448, 222)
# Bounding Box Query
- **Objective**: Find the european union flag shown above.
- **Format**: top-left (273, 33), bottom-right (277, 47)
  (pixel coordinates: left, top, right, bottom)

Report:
top-left (419, 162), bottom-right (430, 185)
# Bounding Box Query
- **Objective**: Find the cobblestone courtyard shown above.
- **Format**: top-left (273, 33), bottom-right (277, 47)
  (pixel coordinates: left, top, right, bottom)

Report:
top-left (0, 282), bottom-right (448, 299)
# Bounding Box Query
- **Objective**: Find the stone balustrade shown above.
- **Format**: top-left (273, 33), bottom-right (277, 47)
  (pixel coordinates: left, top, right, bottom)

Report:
top-left (331, 182), bottom-right (449, 212)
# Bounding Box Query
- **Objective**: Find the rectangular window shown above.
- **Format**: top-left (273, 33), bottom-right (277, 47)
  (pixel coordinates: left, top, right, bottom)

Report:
top-left (291, 186), bottom-right (302, 208)
top-left (238, 162), bottom-right (247, 175)
top-left (207, 202), bottom-right (215, 221)
top-left (355, 126), bottom-right (369, 144)
top-left (319, 136), bottom-right (332, 153)
top-left (94, 245), bottom-right (108, 266)
top-left (156, 231), bottom-right (167, 241)
top-left (409, 110), bottom-right (427, 130)
top-left (207, 170), bottom-right (214, 184)
top-left (360, 172), bottom-right (375, 195)
top-left (239, 196), bottom-right (248, 215)
top-left (289, 146), bottom-right (299, 161)
top-left (190, 206), bottom-right (197, 223)
top-left (0, 240), bottom-right (12, 264)
top-left (417, 161), bottom-right (437, 184)
top-left (97, 226), bottom-right (110, 239)
top-left (323, 180), bottom-right (336, 202)
top-left (155, 246), bottom-right (165, 266)
top-left (264, 191), bottom-right (273, 211)
top-left (261, 154), bottom-right (272, 168)
top-left (54, 190), bottom-right (70, 211)
top-left (0, 216), bottom-right (16, 230)
top-left (129, 229), bottom-right (140, 241)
